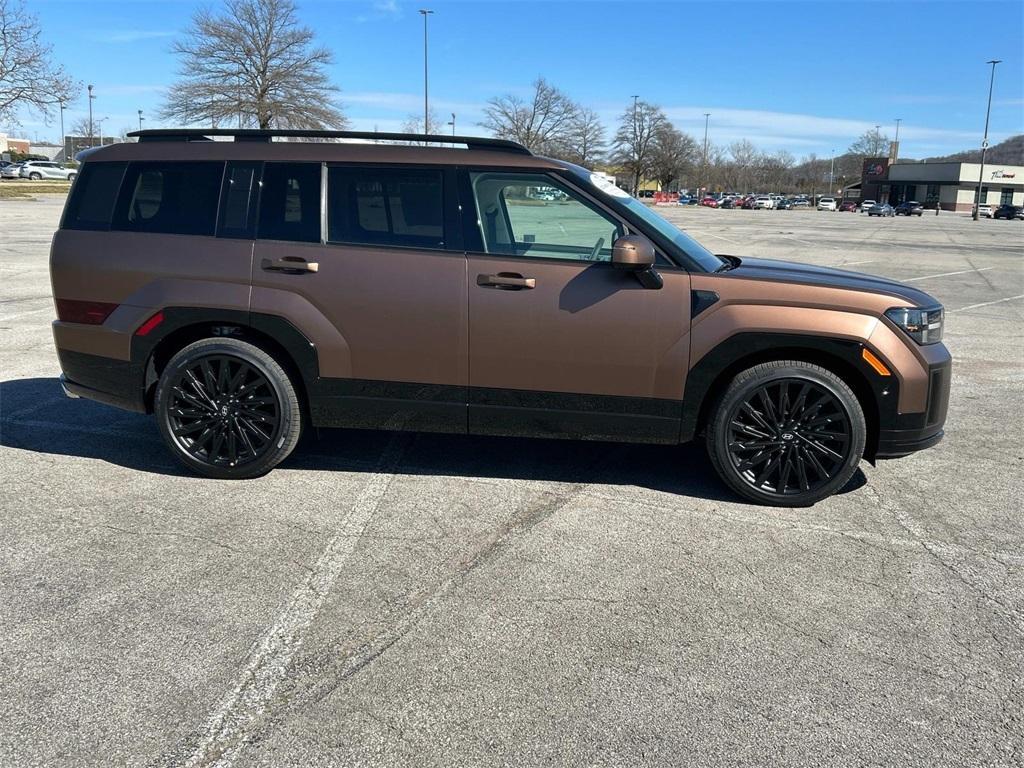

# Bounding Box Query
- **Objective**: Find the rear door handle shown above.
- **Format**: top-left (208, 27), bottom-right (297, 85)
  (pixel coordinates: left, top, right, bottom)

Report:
top-left (261, 257), bottom-right (319, 274)
top-left (477, 272), bottom-right (535, 290)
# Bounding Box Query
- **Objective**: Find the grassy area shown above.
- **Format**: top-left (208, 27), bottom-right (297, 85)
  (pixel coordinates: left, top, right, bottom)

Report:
top-left (0, 181), bottom-right (70, 199)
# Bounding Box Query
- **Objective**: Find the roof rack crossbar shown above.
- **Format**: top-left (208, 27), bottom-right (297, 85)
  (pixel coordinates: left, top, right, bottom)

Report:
top-left (126, 129), bottom-right (531, 155)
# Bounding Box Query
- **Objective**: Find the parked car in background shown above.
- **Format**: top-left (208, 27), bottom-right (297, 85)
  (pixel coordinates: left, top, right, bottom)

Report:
top-left (19, 160), bottom-right (77, 181)
top-left (677, 196), bottom-right (692, 206)
top-left (839, 201), bottom-right (858, 212)
top-left (817, 197), bottom-right (837, 211)
top-left (974, 204), bottom-right (993, 218)
top-left (700, 196), bottom-right (719, 208)
top-left (993, 204), bottom-right (1024, 220)
top-left (753, 196), bottom-right (775, 210)
top-left (791, 199), bottom-right (810, 208)
top-left (895, 201), bottom-right (924, 217)
top-left (776, 198), bottom-right (793, 210)
top-left (868, 203), bottom-right (896, 217)
top-left (50, 127), bottom-right (951, 506)
top-left (741, 196), bottom-right (757, 209)
top-left (720, 198), bottom-right (739, 209)
top-left (1, 163), bottom-right (24, 179)
top-left (860, 199), bottom-right (877, 212)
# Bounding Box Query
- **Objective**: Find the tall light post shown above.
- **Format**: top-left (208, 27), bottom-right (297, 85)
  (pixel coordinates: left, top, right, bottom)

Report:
top-left (87, 84), bottom-right (95, 147)
top-left (448, 112), bottom-right (456, 136)
top-left (893, 118), bottom-right (902, 161)
top-left (419, 9), bottom-right (434, 135)
top-left (59, 101), bottom-right (66, 161)
top-left (973, 59), bottom-right (1001, 221)
top-left (829, 149), bottom-right (835, 192)
top-left (702, 112), bottom-right (711, 196)
top-left (138, 109), bottom-right (144, 132)
top-left (96, 117), bottom-right (106, 146)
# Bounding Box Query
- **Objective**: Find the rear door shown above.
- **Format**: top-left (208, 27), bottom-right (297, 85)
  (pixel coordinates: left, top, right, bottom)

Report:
top-left (249, 162), bottom-right (467, 433)
top-left (461, 169), bottom-right (691, 442)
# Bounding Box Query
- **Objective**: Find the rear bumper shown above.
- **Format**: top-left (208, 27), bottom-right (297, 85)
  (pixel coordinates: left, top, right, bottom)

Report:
top-left (57, 348), bottom-right (146, 413)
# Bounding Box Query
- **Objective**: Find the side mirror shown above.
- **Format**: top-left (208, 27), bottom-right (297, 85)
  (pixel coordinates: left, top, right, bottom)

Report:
top-left (611, 234), bottom-right (656, 271)
top-left (611, 234), bottom-right (662, 289)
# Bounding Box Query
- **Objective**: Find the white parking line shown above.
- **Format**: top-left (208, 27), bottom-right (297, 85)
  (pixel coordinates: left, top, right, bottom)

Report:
top-left (950, 294), bottom-right (1024, 313)
top-left (841, 259), bottom-right (876, 266)
top-left (904, 267), bottom-right (994, 282)
top-left (183, 430), bottom-right (409, 768)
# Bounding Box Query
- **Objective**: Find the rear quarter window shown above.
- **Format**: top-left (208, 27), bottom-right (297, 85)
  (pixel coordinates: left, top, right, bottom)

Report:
top-left (112, 162), bottom-right (224, 236)
top-left (61, 162), bottom-right (127, 231)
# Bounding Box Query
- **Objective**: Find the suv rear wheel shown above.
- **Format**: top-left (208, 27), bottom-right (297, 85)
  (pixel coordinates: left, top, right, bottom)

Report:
top-left (155, 338), bottom-right (301, 479)
top-left (706, 361), bottom-right (866, 506)
top-left (29, 172), bottom-right (41, 180)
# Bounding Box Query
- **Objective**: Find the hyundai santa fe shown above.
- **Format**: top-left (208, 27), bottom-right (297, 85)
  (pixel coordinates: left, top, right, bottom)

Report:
top-left (49, 129), bottom-right (951, 506)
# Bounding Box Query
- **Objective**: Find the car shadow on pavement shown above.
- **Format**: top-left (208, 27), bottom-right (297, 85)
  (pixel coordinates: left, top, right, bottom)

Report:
top-left (1, 377), bottom-right (865, 502)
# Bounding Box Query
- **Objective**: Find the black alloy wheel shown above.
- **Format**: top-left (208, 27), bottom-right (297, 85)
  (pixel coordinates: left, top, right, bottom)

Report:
top-left (707, 361), bottom-right (866, 506)
top-left (155, 338), bottom-right (301, 479)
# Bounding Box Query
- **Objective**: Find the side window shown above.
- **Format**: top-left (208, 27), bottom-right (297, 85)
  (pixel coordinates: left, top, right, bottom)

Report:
top-left (257, 163), bottom-right (321, 243)
top-left (217, 162), bottom-right (261, 238)
top-left (61, 162), bottom-right (126, 231)
top-left (327, 166), bottom-right (445, 249)
top-left (469, 172), bottom-right (622, 261)
top-left (112, 162), bottom-right (223, 236)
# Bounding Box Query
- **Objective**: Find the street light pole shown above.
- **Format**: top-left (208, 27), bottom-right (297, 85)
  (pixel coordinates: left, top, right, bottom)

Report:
top-left (702, 112), bottom-right (710, 196)
top-left (419, 9), bottom-right (433, 135)
top-left (893, 118), bottom-right (902, 161)
top-left (138, 109), bottom-right (144, 132)
top-left (829, 149), bottom-right (835, 192)
top-left (87, 84), bottom-right (95, 147)
top-left (448, 112), bottom-right (455, 136)
top-left (59, 101), bottom-right (65, 161)
top-left (973, 59), bottom-right (1001, 221)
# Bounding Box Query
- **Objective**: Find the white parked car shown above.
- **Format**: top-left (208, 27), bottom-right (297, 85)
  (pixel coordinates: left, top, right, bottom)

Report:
top-left (19, 161), bottom-right (77, 181)
top-left (859, 199), bottom-right (877, 212)
top-left (975, 204), bottom-right (993, 218)
top-left (817, 197), bottom-right (837, 211)
top-left (754, 196), bottom-right (775, 209)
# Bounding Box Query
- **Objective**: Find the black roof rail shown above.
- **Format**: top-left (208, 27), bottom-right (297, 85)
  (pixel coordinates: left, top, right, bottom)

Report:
top-left (126, 128), bottom-right (532, 155)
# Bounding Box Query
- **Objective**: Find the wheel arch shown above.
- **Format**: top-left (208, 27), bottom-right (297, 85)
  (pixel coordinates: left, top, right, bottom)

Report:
top-left (682, 333), bottom-right (895, 461)
top-left (132, 308), bottom-right (319, 417)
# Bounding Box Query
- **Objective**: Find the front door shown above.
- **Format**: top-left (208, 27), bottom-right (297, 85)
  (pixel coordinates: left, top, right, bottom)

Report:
top-left (462, 170), bottom-right (691, 442)
top-left (250, 162), bottom-right (467, 433)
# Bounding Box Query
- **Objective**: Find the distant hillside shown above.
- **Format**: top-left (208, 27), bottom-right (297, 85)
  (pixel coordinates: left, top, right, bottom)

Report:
top-left (915, 134), bottom-right (1024, 166)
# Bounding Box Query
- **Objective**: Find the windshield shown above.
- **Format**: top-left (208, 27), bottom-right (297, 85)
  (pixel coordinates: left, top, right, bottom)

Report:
top-left (578, 170), bottom-right (726, 272)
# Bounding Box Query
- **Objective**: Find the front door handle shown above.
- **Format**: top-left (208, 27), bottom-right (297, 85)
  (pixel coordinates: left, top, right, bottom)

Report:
top-left (261, 257), bottom-right (319, 274)
top-left (477, 272), bottom-right (535, 290)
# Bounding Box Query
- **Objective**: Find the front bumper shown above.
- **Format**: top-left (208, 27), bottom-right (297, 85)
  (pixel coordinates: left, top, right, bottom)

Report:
top-left (875, 353), bottom-right (951, 459)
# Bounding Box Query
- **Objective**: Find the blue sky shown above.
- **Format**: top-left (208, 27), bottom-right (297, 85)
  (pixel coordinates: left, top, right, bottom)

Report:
top-left (16, 0), bottom-right (1024, 159)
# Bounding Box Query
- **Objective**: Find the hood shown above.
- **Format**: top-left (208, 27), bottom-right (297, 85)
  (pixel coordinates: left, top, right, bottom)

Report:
top-left (722, 256), bottom-right (940, 308)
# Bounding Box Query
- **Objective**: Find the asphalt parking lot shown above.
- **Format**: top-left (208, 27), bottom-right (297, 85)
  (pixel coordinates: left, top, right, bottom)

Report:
top-left (2, 196), bottom-right (1022, 767)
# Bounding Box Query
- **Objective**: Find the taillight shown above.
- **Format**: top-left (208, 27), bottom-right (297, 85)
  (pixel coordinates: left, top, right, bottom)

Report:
top-left (135, 311), bottom-right (164, 337)
top-left (55, 299), bottom-right (119, 325)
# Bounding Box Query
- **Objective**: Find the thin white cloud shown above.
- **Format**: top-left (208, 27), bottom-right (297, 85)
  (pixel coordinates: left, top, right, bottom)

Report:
top-left (89, 30), bottom-right (175, 44)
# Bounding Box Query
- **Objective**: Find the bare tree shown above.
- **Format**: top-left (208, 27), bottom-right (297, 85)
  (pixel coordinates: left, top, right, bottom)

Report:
top-left (161, 0), bottom-right (346, 129)
top-left (0, 0), bottom-right (78, 125)
top-left (648, 124), bottom-right (699, 191)
top-left (613, 99), bottom-right (667, 195)
top-left (481, 77), bottom-right (578, 154)
top-left (400, 108), bottom-right (443, 136)
top-left (848, 128), bottom-right (890, 158)
top-left (550, 107), bottom-right (606, 167)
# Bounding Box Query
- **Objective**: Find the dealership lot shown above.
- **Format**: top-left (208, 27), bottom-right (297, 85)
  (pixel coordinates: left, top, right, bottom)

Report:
top-left (2, 197), bottom-right (1022, 766)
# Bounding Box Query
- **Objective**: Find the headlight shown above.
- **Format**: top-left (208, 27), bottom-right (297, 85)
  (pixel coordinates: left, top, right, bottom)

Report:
top-left (885, 306), bottom-right (944, 345)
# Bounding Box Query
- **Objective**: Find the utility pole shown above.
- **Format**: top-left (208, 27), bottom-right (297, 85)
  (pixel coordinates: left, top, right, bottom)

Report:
top-left (973, 59), bottom-right (1001, 221)
top-left (702, 112), bottom-right (711, 196)
top-left (419, 9), bottom-right (434, 135)
top-left (893, 118), bottom-right (902, 162)
top-left (87, 84), bottom-right (95, 147)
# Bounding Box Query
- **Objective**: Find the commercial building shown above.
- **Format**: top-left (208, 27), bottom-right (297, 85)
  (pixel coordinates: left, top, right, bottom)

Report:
top-left (0, 133), bottom-right (31, 157)
top-left (859, 157), bottom-right (1024, 212)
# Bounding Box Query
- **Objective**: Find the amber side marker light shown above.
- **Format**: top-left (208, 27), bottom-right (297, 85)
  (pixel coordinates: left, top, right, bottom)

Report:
top-left (135, 311), bottom-right (165, 337)
top-left (862, 348), bottom-right (892, 376)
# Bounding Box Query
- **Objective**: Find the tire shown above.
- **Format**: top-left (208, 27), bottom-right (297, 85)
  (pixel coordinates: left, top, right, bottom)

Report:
top-left (68, 173), bottom-right (77, 182)
top-left (154, 337), bottom-right (302, 479)
top-left (706, 361), bottom-right (866, 507)
top-left (29, 172), bottom-right (41, 180)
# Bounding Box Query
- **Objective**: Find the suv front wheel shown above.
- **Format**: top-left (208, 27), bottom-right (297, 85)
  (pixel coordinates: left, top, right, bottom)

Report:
top-left (155, 338), bottom-right (302, 479)
top-left (706, 361), bottom-right (866, 506)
